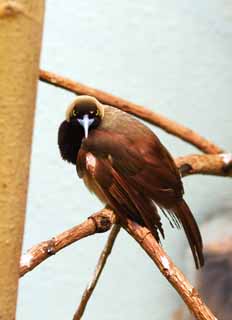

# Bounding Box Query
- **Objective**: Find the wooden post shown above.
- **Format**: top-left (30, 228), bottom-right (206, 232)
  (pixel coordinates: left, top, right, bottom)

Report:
top-left (0, 1), bottom-right (45, 318)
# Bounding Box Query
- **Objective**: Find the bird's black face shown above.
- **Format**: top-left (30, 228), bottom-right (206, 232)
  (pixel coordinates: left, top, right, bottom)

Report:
top-left (58, 98), bottom-right (103, 165)
top-left (69, 103), bottom-right (102, 138)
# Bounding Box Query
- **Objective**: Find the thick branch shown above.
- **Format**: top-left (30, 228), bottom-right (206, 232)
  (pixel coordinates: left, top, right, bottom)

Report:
top-left (39, 69), bottom-right (222, 154)
top-left (73, 224), bottom-right (121, 320)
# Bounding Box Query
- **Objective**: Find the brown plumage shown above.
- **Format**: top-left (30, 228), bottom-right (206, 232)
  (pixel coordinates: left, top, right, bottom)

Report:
top-left (58, 95), bottom-right (204, 268)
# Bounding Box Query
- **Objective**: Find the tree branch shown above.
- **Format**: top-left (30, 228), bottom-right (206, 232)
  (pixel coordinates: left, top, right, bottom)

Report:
top-left (39, 69), bottom-right (222, 154)
top-left (21, 208), bottom-right (217, 319)
top-left (176, 153), bottom-right (232, 177)
top-left (20, 209), bottom-right (116, 277)
top-left (73, 224), bottom-right (121, 320)
top-left (124, 219), bottom-right (217, 320)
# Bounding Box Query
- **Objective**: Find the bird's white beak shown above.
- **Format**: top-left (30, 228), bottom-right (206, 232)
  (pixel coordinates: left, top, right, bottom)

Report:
top-left (78, 114), bottom-right (94, 138)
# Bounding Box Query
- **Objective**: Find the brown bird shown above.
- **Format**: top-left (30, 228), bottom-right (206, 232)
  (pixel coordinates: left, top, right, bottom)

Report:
top-left (58, 95), bottom-right (204, 268)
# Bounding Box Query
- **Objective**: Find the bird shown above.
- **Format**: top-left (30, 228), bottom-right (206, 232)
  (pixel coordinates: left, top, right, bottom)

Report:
top-left (58, 95), bottom-right (204, 268)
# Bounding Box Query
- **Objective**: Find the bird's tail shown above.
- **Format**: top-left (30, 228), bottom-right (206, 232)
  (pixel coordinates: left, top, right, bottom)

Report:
top-left (171, 200), bottom-right (204, 269)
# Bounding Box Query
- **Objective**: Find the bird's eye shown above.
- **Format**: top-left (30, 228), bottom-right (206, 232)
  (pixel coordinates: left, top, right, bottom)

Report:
top-left (72, 110), bottom-right (77, 117)
top-left (96, 109), bottom-right (100, 116)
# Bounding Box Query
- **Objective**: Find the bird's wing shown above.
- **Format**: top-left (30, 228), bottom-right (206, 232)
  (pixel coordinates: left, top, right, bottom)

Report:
top-left (77, 147), bottom-right (164, 242)
top-left (81, 129), bottom-right (183, 203)
top-left (79, 129), bottom-right (203, 268)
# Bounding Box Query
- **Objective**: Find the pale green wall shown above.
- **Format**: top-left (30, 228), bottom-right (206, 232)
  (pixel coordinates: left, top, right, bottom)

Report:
top-left (17, 1), bottom-right (232, 319)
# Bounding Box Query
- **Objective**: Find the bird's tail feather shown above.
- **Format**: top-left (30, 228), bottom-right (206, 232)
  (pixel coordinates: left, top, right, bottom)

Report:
top-left (171, 200), bottom-right (204, 269)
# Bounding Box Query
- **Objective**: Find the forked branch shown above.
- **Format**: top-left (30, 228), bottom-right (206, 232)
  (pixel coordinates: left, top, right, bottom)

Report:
top-left (21, 208), bottom-right (217, 320)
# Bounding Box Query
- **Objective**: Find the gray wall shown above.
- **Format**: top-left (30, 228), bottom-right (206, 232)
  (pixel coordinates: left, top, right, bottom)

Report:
top-left (17, 1), bottom-right (232, 319)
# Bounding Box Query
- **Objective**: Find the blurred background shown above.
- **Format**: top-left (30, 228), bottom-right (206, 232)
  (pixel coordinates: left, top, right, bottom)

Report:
top-left (17, 1), bottom-right (232, 319)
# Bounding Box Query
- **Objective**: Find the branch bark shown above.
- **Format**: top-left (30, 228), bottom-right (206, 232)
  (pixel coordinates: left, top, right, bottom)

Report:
top-left (39, 69), bottom-right (222, 154)
top-left (0, 1), bottom-right (44, 319)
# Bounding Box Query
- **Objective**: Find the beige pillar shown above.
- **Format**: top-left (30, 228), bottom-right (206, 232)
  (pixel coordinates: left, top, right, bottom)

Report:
top-left (0, 1), bottom-right (45, 318)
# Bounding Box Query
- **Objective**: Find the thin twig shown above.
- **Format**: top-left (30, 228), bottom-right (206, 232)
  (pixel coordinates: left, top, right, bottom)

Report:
top-left (19, 153), bottom-right (232, 277)
top-left (73, 224), bottom-right (121, 320)
top-left (39, 69), bottom-right (222, 154)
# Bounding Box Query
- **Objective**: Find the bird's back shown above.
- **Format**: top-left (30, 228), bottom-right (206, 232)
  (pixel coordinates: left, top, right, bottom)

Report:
top-left (99, 105), bottom-right (155, 140)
